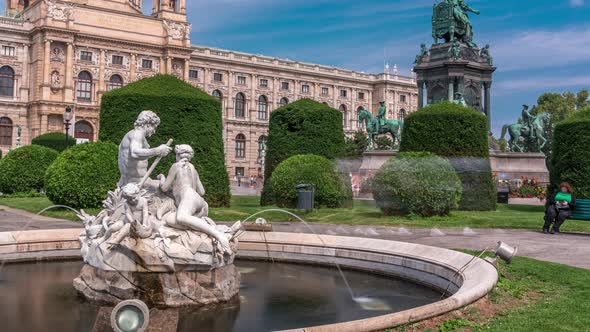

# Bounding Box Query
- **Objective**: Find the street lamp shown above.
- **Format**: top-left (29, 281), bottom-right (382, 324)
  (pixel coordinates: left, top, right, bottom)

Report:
top-left (64, 106), bottom-right (73, 147)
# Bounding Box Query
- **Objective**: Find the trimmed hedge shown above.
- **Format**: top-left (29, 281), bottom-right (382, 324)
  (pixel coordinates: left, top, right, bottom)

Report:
top-left (45, 142), bottom-right (119, 209)
top-left (371, 152), bottom-right (462, 216)
top-left (261, 99), bottom-right (346, 205)
top-left (32, 132), bottom-right (75, 152)
top-left (0, 145), bottom-right (58, 194)
top-left (550, 108), bottom-right (590, 198)
top-left (99, 75), bottom-right (230, 207)
top-left (269, 154), bottom-right (352, 208)
top-left (400, 102), bottom-right (496, 211)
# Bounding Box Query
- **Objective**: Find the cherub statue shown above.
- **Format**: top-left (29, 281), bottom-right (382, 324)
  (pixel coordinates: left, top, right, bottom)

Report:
top-left (158, 145), bottom-right (232, 254)
top-left (414, 43), bottom-right (429, 64)
top-left (448, 41), bottom-right (462, 60)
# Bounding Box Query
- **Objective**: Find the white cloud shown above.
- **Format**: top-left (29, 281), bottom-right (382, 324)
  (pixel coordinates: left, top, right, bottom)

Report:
top-left (495, 75), bottom-right (590, 94)
top-left (570, 0), bottom-right (585, 7)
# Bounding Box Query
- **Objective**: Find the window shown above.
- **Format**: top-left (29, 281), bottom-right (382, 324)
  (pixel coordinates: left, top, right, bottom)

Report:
top-left (358, 92), bottom-right (365, 100)
top-left (258, 95), bottom-right (268, 120)
top-left (2, 46), bottom-right (15, 57)
top-left (0, 66), bottom-right (15, 97)
top-left (142, 59), bottom-right (153, 69)
top-left (400, 95), bottom-right (407, 103)
top-left (76, 71), bottom-right (93, 102)
top-left (234, 93), bottom-right (245, 118)
top-left (80, 51), bottom-right (93, 62)
top-left (321, 87), bottom-right (329, 95)
top-left (398, 109), bottom-right (407, 120)
top-left (189, 69), bottom-right (199, 79)
top-left (235, 167), bottom-right (245, 177)
top-left (236, 76), bottom-right (246, 85)
top-left (75, 121), bottom-right (94, 142)
top-left (212, 89), bottom-right (222, 101)
top-left (235, 134), bottom-right (246, 158)
top-left (259, 79), bottom-right (268, 87)
top-left (301, 84), bottom-right (310, 94)
top-left (0, 117), bottom-right (12, 146)
top-left (339, 104), bottom-right (348, 128)
top-left (281, 81), bottom-right (289, 90)
top-left (107, 74), bottom-right (123, 91)
top-left (258, 135), bottom-right (267, 159)
top-left (340, 89), bottom-right (347, 98)
top-left (112, 55), bottom-right (123, 65)
top-left (279, 97), bottom-right (289, 107)
top-left (357, 106), bottom-right (365, 129)
top-left (213, 72), bottom-right (223, 82)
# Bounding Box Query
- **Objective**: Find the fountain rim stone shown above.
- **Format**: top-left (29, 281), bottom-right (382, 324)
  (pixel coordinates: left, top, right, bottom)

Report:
top-left (0, 229), bottom-right (498, 332)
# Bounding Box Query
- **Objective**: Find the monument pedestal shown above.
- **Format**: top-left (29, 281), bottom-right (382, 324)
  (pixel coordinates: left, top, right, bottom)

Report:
top-left (359, 150), bottom-right (397, 185)
top-left (489, 152), bottom-right (549, 183)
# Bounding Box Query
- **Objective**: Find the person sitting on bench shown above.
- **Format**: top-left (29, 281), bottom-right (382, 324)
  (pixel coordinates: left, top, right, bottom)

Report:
top-left (543, 182), bottom-right (577, 234)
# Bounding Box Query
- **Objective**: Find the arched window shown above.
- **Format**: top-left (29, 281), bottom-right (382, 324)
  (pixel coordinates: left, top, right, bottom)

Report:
top-left (257, 95), bottom-right (268, 120)
top-left (107, 74), bottom-right (123, 91)
top-left (398, 109), bottom-right (407, 121)
top-left (357, 106), bottom-right (365, 129)
top-left (0, 117), bottom-right (12, 146)
top-left (0, 66), bottom-right (15, 97)
top-left (74, 120), bottom-right (94, 142)
top-left (257, 135), bottom-right (267, 159)
top-left (212, 89), bottom-right (222, 101)
top-left (235, 93), bottom-right (245, 118)
top-left (279, 97), bottom-right (289, 107)
top-left (235, 134), bottom-right (246, 158)
top-left (339, 104), bottom-right (348, 128)
top-left (76, 71), bottom-right (93, 102)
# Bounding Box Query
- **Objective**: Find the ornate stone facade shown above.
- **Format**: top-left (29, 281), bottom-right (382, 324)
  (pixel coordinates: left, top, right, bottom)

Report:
top-left (0, 0), bottom-right (418, 178)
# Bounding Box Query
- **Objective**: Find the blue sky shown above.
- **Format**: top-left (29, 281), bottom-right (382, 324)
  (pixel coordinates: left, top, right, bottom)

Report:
top-left (5, 1), bottom-right (589, 135)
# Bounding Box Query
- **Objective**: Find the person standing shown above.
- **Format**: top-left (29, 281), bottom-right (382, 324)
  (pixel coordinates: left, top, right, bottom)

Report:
top-left (543, 182), bottom-right (577, 234)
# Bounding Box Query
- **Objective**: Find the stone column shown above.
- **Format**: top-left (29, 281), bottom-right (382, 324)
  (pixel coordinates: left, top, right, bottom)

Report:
top-left (98, 49), bottom-right (106, 94)
top-left (183, 59), bottom-right (190, 81)
top-left (272, 77), bottom-right (278, 110)
top-left (43, 39), bottom-right (51, 85)
top-left (228, 71), bottom-right (234, 118)
top-left (484, 82), bottom-right (492, 130)
top-left (20, 44), bottom-right (29, 102)
top-left (64, 43), bottom-right (74, 102)
top-left (448, 79), bottom-right (454, 101)
top-left (313, 82), bottom-right (319, 100)
top-left (130, 54), bottom-right (136, 82)
top-left (418, 80), bottom-right (424, 109)
top-left (250, 74), bottom-right (257, 121)
top-left (159, 57), bottom-right (166, 74)
top-left (40, 114), bottom-right (48, 135)
top-left (166, 57), bottom-right (172, 75)
top-left (332, 84), bottom-right (337, 107)
top-left (180, 0), bottom-right (186, 13)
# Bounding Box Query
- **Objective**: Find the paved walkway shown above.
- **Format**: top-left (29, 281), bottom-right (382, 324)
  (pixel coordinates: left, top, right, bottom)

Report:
top-left (1, 206), bottom-right (588, 270)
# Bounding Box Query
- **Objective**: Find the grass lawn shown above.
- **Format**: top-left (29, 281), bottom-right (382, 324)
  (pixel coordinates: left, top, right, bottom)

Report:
top-left (1, 195), bottom-right (590, 232)
top-left (395, 253), bottom-right (590, 331)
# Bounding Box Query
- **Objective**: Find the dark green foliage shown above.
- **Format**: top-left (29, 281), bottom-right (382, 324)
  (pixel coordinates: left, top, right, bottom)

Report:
top-left (551, 109), bottom-right (590, 199)
top-left (45, 142), bottom-right (119, 209)
top-left (400, 102), bottom-right (496, 211)
top-left (261, 99), bottom-right (346, 205)
top-left (371, 152), bottom-right (461, 216)
top-left (0, 145), bottom-right (58, 195)
top-left (32, 132), bottom-right (75, 152)
top-left (374, 136), bottom-right (394, 150)
top-left (344, 131), bottom-right (368, 158)
top-left (99, 75), bottom-right (230, 207)
top-left (269, 154), bottom-right (352, 208)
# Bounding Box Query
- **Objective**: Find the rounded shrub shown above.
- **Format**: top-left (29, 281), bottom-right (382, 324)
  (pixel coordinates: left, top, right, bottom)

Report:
top-left (269, 154), bottom-right (352, 208)
top-left (0, 145), bottom-right (58, 194)
top-left (371, 152), bottom-right (462, 216)
top-left (400, 102), bottom-right (496, 211)
top-left (45, 142), bottom-right (119, 209)
top-left (32, 132), bottom-right (75, 152)
top-left (261, 99), bottom-right (346, 205)
top-left (99, 75), bottom-right (230, 207)
top-left (551, 108), bottom-right (590, 198)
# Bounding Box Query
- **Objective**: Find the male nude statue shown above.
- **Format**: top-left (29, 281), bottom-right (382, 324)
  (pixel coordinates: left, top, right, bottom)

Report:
top-left (118, 111), bottom-right (172, 188)
top-left (158, 145), bottom-right (232, 254)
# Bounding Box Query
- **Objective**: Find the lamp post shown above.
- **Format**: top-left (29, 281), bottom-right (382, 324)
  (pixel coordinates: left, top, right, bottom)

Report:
top-left (64, 106), bottom-right (73, 147)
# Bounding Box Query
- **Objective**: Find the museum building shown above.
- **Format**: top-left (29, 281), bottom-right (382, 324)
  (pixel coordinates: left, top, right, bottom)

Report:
top-left (0, 0), bottom-right (418, 178)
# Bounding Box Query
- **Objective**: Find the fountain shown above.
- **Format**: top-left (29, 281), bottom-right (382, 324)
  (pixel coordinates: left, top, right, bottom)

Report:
top-left (72, 111), bottom-right (242, 306)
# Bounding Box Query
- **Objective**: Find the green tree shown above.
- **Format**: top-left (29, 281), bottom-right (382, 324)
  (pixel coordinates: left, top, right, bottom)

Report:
top-left (374, 136), bottom-right (394, 150)
top-left (344, 131), bottom-right (368, 158)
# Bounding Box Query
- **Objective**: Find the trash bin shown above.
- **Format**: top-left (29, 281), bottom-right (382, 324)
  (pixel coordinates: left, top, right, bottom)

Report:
top-left (296, 184), bottom-right (315, 210)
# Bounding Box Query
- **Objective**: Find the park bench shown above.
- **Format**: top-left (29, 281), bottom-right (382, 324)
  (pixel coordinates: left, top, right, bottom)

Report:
top-left (571, 199), bottom-right (590, 221)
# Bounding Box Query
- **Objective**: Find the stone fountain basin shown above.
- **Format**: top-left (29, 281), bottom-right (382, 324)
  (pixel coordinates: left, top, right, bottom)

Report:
top-left (0, 229), bottom-right (497, 332)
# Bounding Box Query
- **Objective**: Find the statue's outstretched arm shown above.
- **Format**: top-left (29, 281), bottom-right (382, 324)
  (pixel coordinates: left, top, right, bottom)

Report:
top-left (160, 165), bottom-right (178, 193)
top-left (460, 1), bottom-right (479, 14)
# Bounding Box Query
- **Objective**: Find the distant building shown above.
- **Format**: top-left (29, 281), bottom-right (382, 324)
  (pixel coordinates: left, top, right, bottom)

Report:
top-left (0, 0), bottom-right (418, 178)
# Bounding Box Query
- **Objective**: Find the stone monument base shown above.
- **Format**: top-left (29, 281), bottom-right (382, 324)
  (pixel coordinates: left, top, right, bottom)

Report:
top-left (359, 150), bottom-right (398, 183)
top-left (489, 152), bottom-right (549, 183)
top-left (73, 264), bottom-right (241, 307)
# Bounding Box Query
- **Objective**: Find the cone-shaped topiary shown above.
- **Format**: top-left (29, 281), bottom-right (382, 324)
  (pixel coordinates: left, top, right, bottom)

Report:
top-left (400, 102), bottom-right (496, 211)
top-left (99, 75), bottom-right (230, 207)
top-left (269, 154), bottom-right (352, 208)
top-left (32, 132), bottom-right (75, 152)
top-left (0, 145), bottom-right (58, 195)
top-left (551, 108), bottom-right (590, 198)
top-left (261, 98), bottom-right (346, 205)
top-left (45, 142), bottom-right (119, 209)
